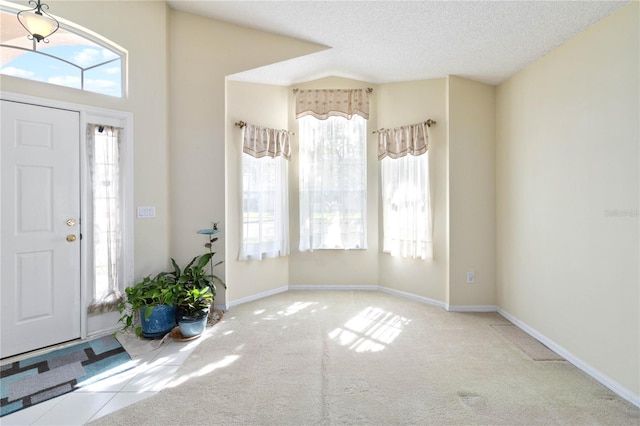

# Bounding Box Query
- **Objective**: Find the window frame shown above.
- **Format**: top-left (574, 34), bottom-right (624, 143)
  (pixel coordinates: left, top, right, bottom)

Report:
top-left (298, 114), bottom-right (368, 251)
top-left (82, 112), bottom-right (133, 328)
top-left (380, 152), bottom-right (433, 259)
top-left (240, 152), bottom-right (290, 260)
top-left (85, 123), bottom-right (125, 313)
top-left (0, 5), bottom-right (127, 98)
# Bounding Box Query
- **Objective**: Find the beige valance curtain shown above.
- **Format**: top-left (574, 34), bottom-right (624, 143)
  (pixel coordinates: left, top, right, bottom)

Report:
top-left (243, 123), bottom-right (291, 160)
top-left (295, 89), bottom-right (370, 120)
top-left (377, 121), bottom-right (429, 160)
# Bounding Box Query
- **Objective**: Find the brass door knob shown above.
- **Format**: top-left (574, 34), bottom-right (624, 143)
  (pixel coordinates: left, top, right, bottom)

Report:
top-left (66, 234), bottom-right (77, 242)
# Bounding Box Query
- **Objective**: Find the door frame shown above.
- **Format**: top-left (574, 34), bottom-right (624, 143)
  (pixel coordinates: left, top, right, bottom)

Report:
top-left (0, 91), bottom-right (134, 341)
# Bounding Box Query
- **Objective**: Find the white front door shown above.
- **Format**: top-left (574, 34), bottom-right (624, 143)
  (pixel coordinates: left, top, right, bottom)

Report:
top-left (1, 100), bottom-right (81, 358)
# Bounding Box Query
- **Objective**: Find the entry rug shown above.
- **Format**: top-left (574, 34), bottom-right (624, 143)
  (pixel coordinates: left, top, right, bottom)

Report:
top-left (0, 335), bottom-right (133, 417)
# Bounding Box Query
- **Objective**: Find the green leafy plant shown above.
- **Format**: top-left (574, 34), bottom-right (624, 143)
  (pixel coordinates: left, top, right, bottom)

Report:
top-left (178, 286), bottom-right (214, 317)
top-left (117, 251), bottom-right (226, 336)
top-left (117, 273), bottom-right (179, 336)
top-left (169, 253), bottom-right (226, 316)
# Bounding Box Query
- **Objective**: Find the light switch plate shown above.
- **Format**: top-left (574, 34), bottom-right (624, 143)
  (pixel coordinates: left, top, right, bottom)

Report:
top-left (137, 206), bottom-right (156, 218)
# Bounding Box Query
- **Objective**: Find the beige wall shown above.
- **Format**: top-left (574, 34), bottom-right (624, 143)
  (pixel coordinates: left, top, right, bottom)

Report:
top-left (226, 77), bottom-right (454, 301)
top-left (447, 76), bottom-right (496, 307)
top-left (168, 10), bottom-right (326, 305)
top-left (1, 1), bottom-right (171, 334)
top-left (496, 1), bottom-right (639, 397)
top-left (1, 0), bottom-right (171, 279)
top-left (377, 79), bottom-right (448, 302)
top-left (226, 81), bottom-right (290, 302)
top-left (227, 76), bottom-right (496, 308)
top-left (286, 77), bottom-right (380, 287)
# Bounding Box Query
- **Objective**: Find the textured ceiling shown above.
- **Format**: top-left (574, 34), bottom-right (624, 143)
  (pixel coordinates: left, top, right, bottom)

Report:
top-left (166, 0), bottom-right (628, 86)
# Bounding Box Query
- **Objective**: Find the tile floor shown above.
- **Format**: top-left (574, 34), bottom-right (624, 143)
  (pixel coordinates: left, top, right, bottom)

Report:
top-left (1, 329), bottom-right (211, 425)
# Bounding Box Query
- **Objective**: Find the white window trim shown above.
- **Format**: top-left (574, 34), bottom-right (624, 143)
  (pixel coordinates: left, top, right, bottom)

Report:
top-left (0, 91), bottom-right (134, 339)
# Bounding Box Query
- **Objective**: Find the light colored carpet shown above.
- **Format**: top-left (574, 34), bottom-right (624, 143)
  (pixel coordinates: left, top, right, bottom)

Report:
top-left (490, 324), bottom-right (565, 361)
top-left (92, 291), bottom-right (640, 425)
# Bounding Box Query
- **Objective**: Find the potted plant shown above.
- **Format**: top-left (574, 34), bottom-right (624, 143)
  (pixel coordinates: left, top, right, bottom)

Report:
top-left (170, 252), bottom-right (226, 338)
top-left (117, 273), bottom-right (179, 338)
top-left (175, 286), bottom-right (213, 337)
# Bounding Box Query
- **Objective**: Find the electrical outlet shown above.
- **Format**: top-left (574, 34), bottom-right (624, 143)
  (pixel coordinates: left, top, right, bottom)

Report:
top-left (466, 271), bottom-right (475, 283)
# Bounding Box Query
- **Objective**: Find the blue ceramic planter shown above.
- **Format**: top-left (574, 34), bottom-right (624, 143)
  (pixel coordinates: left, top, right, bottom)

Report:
top-left (140, 304), bottom-right (176, 338)
top-left (177, 309), bottom-right (209, 338)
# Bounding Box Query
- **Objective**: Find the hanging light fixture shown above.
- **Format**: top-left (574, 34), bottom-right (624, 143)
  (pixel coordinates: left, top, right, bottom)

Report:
top-left (17, 0), bottom-right (59, 43)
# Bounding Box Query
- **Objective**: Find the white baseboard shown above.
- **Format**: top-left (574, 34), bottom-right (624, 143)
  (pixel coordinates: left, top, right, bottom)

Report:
top-left (497, 308), bottom-right (640, 409)
top-left (446, 304), bottom-right (497, 312)
top-left (213, 303), bottom-right (228, 312)
top-left (379, 286), bottom-right (447, 309)
top-left (230, 284), bottom-right (495, 313)
top-left (87, 325), bottom-right (121, 339)
top-left (227, 286), bottom-right (288, 308)
top-left (289, 284), bottom-right (379, 291)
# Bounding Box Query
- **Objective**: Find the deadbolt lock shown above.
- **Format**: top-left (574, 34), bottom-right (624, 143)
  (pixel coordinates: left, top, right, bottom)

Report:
top-left (66, 234), bottom-right (77, 242)
top-left (66, 219), bottom-right (77, 227)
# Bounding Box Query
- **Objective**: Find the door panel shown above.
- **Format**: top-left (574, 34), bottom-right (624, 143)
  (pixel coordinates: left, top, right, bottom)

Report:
top-left (16, 251), bottom-right (54, 321)
top-left (17, 165), bottom-right (54, 232)
top-left (1, 100), bottom-right (81, 358)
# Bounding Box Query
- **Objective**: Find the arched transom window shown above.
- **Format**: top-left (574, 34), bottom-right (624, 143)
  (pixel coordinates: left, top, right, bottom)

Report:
top-left (0, 4), bottom-right (126, 98)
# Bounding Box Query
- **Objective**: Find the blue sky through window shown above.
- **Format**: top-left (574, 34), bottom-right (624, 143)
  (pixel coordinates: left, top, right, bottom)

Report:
top-left (0, 8), bottom-right (124, 97)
